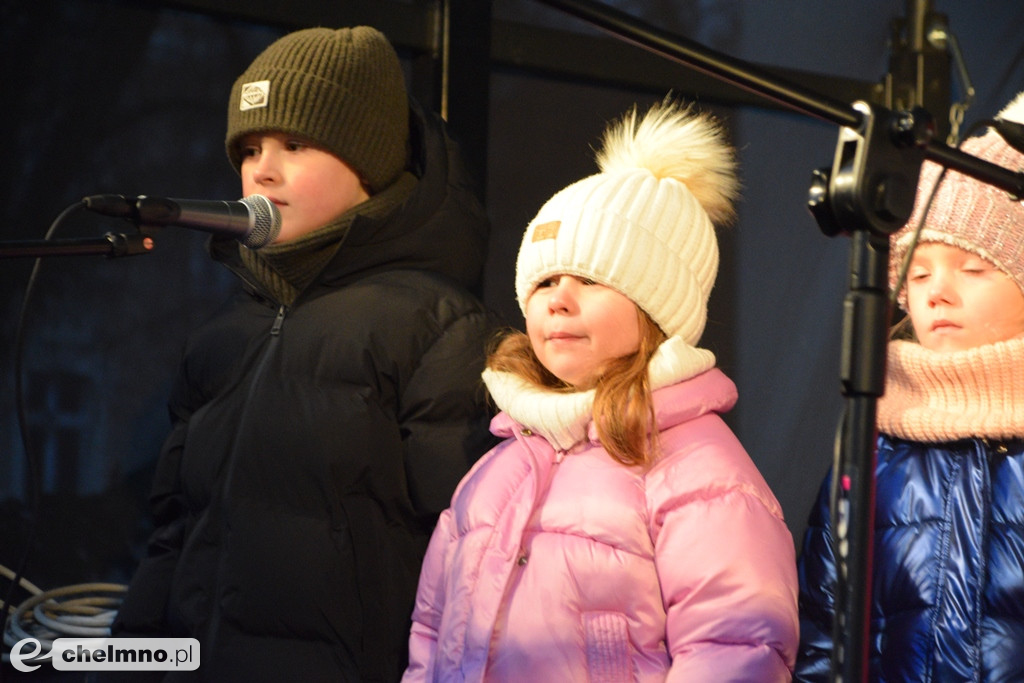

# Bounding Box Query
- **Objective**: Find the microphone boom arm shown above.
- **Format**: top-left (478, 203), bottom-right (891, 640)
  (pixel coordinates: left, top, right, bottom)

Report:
top-left (536, 0), bottom-right (1024, 195)
top-left (0, 233), bottom-right (153, 259)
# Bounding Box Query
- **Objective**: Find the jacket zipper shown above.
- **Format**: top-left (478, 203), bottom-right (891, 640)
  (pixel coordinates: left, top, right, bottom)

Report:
top-left (271, 304), bottom-right (286, 336)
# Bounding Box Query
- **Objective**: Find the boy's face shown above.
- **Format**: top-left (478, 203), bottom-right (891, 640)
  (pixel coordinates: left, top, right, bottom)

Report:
top-left (239, 132), bottom-right (370, 243)
top-left (906, 241), bottom-right (1024, 351)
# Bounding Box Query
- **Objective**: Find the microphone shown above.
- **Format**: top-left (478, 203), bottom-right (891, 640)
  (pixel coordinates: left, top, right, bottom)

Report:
top-left (82, 194), bottom-right (282, 249)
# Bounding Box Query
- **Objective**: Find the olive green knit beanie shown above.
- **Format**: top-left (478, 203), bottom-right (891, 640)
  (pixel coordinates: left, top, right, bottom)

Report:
top-left (225, 26), bottom-right (410, 193)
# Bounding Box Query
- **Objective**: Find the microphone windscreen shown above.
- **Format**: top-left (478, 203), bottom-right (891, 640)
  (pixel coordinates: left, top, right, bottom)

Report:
top-left (239, 195), bottom-right (281, 248)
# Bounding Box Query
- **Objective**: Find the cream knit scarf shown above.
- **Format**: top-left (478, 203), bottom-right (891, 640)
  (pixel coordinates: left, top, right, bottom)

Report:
top-left (482, 336), bottom-right (716, 451)
top-left (877, 338), bottom-right (1024, 442)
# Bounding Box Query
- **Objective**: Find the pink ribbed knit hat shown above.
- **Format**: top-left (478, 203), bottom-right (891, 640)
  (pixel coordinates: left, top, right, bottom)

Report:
top-left (890, 91), bottom-right (1024, 308)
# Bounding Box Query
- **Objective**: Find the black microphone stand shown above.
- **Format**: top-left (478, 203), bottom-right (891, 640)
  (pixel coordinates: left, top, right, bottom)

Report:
top-left (534, 0), bottom-right (1024, 680)
top-left (0, 198), bottom-right (159, 260)
top-left (0, 232), bottom-right (153, 259)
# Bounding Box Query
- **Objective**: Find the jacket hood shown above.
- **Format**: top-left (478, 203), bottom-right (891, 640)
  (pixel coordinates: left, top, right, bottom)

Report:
top-left (212, 98), bottom-right (490, 296)
top-left (319, 98), bottom-right (490, 292)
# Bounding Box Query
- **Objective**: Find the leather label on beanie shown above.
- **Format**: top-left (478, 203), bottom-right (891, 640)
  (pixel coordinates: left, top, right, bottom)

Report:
top-left (532, 221), bottom-right (561, 242)
top-left (239, 80), bottom-right (270, 111)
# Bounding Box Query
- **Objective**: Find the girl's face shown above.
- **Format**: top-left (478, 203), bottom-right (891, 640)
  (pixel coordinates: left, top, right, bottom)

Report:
top-left (239, 132), bottom-right (370, 243)
top-left (525, 274), bottom-right (641, 389)
top-left (906, 242), bottom-right (1024, 352)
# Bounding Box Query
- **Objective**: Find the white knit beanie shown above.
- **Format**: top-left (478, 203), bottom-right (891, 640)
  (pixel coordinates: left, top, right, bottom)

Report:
top-left (514, 99), bottom-right (738, 346)
top-left (890, 91), bottom-right (1024, 308)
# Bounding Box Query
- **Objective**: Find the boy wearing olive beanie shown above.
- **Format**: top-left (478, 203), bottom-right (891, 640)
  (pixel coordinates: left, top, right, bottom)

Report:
top-left (226, 26), bottom-right (409, 194)
top-left (113, 26), bottom-right (498, 683)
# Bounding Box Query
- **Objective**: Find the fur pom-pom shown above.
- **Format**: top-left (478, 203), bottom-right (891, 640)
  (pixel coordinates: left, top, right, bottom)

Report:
top-left (595, 98), bottom-right (739, 225)
top-left (997, 91), bottom-right (1024, 124)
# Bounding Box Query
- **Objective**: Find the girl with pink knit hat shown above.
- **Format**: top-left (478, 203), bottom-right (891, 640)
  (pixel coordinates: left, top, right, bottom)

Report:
top-left (402, 98), bottom-right (799, 681)
top-left (796, 92), bottom-right (1024, 682)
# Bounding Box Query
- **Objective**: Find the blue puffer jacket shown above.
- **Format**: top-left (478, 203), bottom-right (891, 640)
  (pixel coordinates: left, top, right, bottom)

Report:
top-left (795, 434), bottom-right (1024, 682)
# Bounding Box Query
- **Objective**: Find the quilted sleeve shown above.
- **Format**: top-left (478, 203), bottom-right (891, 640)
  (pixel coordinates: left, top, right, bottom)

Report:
top-left (403, 507), bottom-right (455, 681)
top-left (647, 421), bottom-right (799, 682)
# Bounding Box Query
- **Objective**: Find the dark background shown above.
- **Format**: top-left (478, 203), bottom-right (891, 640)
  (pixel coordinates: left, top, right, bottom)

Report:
top-left (1, 0), bottom-right (1022, 616)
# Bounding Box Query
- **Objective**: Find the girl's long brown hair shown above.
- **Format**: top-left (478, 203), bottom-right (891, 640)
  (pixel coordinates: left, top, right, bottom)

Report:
top-left (487, 309), bottom-right (668, 467)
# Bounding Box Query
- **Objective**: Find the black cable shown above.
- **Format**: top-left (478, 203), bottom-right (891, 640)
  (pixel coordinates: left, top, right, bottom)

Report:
top-left (1, 201), bottom-right (86, 682)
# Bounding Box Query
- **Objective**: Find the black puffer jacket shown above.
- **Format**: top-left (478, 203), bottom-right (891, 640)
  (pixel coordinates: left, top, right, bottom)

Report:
top-left (114, 102), bottom-right (500, 682)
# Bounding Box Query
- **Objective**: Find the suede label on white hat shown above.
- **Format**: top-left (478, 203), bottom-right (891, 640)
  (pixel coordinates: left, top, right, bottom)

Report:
top-left (532, 221), bottom-right (561, 242)
top-left (239, 80), bottom-right (270, 111)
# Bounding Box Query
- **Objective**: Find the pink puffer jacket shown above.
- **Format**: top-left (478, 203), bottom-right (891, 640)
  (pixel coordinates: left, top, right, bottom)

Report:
top-left (404, 369), bottom-right (798, 682)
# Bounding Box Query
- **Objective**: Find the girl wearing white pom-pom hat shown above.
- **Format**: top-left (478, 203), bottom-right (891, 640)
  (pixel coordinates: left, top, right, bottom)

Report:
top-left (403, 98), bottom-right (799, 682)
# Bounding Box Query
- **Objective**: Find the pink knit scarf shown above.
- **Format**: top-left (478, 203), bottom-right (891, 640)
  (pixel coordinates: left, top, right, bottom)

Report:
top-left (877, 338), bottom-right (1024, 442)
